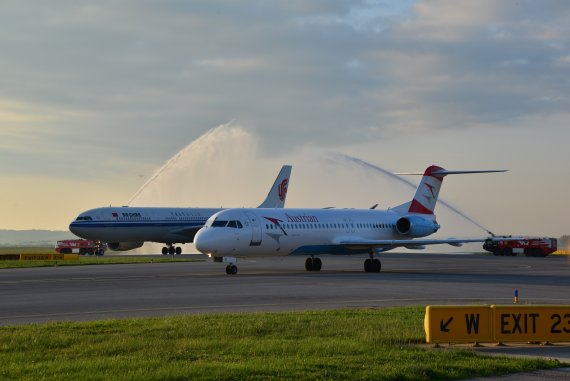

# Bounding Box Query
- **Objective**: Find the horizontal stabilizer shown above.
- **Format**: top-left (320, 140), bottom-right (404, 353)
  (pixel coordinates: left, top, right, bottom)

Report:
top-left (395, 169), bottom-right (507, 176)
top-left (395, 165), bottom-right (508, 215)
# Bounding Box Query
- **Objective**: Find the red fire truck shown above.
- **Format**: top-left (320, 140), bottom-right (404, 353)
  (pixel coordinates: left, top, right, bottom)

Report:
top-left (483, 237), bottom-right (557, 257)
top-left (55, 240), bottom-right (106, 255)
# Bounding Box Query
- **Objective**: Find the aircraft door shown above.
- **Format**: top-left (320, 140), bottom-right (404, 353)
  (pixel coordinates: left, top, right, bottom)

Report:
top-left (244, 211), bottom-right (262, 246)
top-left (343, 218), bottom-right (355, 234)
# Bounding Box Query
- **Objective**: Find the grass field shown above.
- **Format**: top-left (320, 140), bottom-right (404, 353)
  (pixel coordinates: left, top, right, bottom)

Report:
top-left (0, 308), bottom-right (561, 381)
top-left (0, 247), bottom-right (201, 269)
top-left (0, 247), bottom-right (55, 255)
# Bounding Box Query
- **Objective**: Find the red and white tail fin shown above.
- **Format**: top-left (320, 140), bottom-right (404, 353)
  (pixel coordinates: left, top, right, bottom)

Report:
top-left (394, 166), bottom-right (507, 215)
top-left (407, 165), bottom-right (445, 214)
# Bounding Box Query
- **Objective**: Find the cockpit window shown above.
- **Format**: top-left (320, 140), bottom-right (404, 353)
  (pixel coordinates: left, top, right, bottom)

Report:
top-left (76, 216), bottom-right (93, 221)
top-left (209, 219), bottom-right (244, 228)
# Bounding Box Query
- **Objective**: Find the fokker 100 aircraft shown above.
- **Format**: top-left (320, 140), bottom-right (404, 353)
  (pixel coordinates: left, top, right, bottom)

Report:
top-left (194, 165), bottom-right (506, 274)
top-left (69, 165), bottom-right (292, 255)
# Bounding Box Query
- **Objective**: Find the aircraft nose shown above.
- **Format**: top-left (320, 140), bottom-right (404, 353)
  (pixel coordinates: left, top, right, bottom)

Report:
top-left (194, 228), bottom-right (218, 255)
top-left (69, 221), bottom-right (89, 239)
top-left (69, 222), bottom-right (80, 236)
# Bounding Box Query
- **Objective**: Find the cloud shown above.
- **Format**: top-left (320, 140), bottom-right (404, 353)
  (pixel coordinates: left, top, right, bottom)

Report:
top-left (0, 0), bottom-right (569, 180)
top-left (192, 58), bottom-right (264, 72)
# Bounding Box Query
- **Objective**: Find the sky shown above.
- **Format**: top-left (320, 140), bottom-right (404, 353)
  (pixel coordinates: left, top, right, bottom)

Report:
top-left (0, 0), bottom-right (569, 238)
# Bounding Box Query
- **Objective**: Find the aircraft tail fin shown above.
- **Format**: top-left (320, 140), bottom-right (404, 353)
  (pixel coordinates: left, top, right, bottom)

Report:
top-left (257, 165), bottom-right (292, 208)
top-left (396, 166), bottom-right (506, 215)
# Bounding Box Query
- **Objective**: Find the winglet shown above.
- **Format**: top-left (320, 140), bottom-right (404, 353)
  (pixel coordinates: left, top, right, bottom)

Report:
top-left (257, 165), bottom-right (292, 208)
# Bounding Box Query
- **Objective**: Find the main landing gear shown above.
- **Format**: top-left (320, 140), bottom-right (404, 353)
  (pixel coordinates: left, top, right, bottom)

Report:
top-left (364, 252), bottom-right (381, 273)
top-left (305, 256), bottom-right (322, 271)
top-left (225, 264), bottom-right (238, 275)
top-left (162, 244), bottom-right (182, 255)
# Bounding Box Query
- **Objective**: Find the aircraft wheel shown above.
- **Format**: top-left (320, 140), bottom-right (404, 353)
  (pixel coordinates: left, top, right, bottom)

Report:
top-left (168, 246), bottom-right (175, 255)
top-left (162, 247), bottom-right (168, 255)
top-left (313, 257), bottom-right (322, 271)
top-left (226, 265), bottom-right (238, 275)
top-left (373, 258), bottom-right (381, 273)
top-left (305, 257), bottom-right (314, 271)
top-left (175, 247), bottom-right (182, 255)
top-left (364, 258), bottom-right (372, 272)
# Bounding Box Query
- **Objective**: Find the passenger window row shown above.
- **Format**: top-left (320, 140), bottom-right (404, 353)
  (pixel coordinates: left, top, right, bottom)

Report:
top-left (264, 223), bottom-right (394, 230)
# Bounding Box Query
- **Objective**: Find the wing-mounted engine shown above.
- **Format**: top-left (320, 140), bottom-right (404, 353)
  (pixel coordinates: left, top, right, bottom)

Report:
top-left (395, 215), bottom-right (440, 238)
top-left (107, 241), bottom-right (144, 251)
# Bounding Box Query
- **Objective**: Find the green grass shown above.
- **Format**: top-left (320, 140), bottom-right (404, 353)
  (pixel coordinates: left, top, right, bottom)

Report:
top-left (0, 247), bottom-right (55, 255)
top-left (0, 308), bottom-right (561, 381)
top-left (0, 247), bottom-right (202, 269)
top-left (0, 256), bottom-right (200, 269)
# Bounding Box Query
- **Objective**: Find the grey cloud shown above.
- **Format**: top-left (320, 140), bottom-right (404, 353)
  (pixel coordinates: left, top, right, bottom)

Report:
top-left (1, 0), bottom-right (570, 176)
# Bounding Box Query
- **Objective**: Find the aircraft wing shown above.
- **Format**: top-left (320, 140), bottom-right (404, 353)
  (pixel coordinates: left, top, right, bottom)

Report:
top-left (337, 237), bottom-right (491, 251)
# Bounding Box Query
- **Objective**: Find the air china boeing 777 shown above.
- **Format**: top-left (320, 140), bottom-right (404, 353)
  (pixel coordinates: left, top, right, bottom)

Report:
top-left (69, 165), bottom-right (292, 255)
top-left (194, 165), bottom-right (506, 274)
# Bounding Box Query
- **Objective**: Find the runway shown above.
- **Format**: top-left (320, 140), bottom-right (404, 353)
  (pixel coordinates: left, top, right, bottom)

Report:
top-left (0, 253), bottom-right (569, 326)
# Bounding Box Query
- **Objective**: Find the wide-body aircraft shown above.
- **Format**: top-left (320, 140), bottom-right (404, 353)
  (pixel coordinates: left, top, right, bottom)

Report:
top-left (69, 165), bottom-right (292, 255)
top-left (194, 165), bottom-right (505, 274)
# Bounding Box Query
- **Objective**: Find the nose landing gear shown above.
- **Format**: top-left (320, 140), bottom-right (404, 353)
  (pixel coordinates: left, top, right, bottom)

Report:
top-left (222, 257), bottom-right (238, 275)
top-left (225, 264), bottom-right (238, 275)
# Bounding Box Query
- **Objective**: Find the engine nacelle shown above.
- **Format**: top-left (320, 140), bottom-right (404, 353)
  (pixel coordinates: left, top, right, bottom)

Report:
top-left (395, 215), bottom-right (440, 238)
top-left (107, 241), bottom-right (144, 251)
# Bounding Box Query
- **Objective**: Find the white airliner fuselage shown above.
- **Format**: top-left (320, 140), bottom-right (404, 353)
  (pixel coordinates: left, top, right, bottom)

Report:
top-left (70, 207), bottom-right (221, 252)
top-left (194, 165), bottom-right (506, 274)
top-left (69, 165), bottom-right (292, 254)
top-left (195, 208), bottom-right (432, 257)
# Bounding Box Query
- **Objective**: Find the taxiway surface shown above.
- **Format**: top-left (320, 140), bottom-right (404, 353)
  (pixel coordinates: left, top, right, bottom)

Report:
top-left (0, 253), bottom-right (569, 326)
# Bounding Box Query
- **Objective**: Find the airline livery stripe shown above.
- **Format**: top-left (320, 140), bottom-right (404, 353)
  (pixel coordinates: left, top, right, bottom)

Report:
top-left (70, 221), bottom-right (207, 228)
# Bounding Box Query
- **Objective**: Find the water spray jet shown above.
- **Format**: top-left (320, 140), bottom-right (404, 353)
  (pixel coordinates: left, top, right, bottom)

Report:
top-left (333, 153), bottom-right (495, 235)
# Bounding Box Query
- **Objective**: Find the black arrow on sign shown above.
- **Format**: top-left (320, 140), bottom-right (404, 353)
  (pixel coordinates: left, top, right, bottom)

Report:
top-left (440, 317), bottom-right (453, 332)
